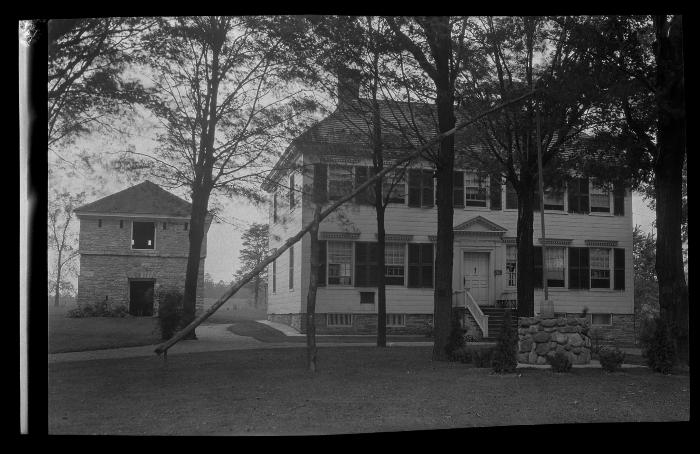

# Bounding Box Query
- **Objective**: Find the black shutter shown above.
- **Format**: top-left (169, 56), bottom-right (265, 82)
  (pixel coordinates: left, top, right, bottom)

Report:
top-left (421, 243), bottom-right (434, 288)
top-left (490, 174), bottom-right (502, 210)
top-left (567, 179), bottom-right (578, 213)
top-left (368, 242), bottom-right (378, 287)
top-left (569, 247), bottom-right (590, 289)
top-left (407, 243), bottom-right (421, 287)
top-left (422, 170), bottom-right (434, 207)
top-left (534, 246), bottom-right (543, 288)
top-left (313, 163), bottom-right (327, 203)
top-left (613, 182), bottom-right (625, 216)
top-left (317, 241), bottom-right (327, 287)
top-left (506, 181), bottom-right (518, 209)
top-left (453, 171), bottom-right (464, 208)
top-left (355, 166), bottom-right (368, 204)
top-left (355, 242), bottom-right (367, 287)
top-left (579, 178), bottom-right (589, 213)
top-left (614, 248), bottom-right (625, 290)
top-left (408, 169), bottom-right (421, 207)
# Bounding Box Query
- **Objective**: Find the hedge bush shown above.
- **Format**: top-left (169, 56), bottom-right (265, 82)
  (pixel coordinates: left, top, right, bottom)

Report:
top-left (599, 347), bottom-right (625, 372)
top-left (66, 299), bottom-right (128, 318)
top-left (445, 312), bottom-right (466, 361)
top-left (547, 351), bottom-right (572, 373)
top-left (157, 289), bottom-right (184, 340)
top-left (471, 347), bottom-right (494, 368)
top-left (641, 317), bottom-right (676, 374)
top-left (492, 309), bottom-right (518, 373)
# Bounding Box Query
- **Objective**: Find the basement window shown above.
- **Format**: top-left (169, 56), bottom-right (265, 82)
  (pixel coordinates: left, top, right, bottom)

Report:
top-left (98, 219), bottom-right (102, 228)
top-left (132, 222), bottom-right (155, 249)
top-left (327, 313), bottom-right (352, 327)
top-left (184, 222), bottom-right (188, 231)
top-left (163, 222), bottom-right (167, 230)
top-left (360, 292), bottom-right (375, 304)
top-left (386, 314), bottom-right (406, 327)
top-left (591, 313), bottom-right (612, 326)
top-left (119, 220), bottom-right (123, 228)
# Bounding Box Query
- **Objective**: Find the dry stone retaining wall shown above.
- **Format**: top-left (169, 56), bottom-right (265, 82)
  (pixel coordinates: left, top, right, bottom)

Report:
top-left (518, 316), bottom-right (592, 365)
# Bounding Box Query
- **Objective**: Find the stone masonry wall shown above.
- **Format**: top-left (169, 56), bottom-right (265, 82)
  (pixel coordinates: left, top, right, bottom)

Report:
top-left (77, 255), bottom-right (205, 314)
top-left (518, 316), bottom-right (592, 365)
top-left (584, 314), bottom-right (637, 348)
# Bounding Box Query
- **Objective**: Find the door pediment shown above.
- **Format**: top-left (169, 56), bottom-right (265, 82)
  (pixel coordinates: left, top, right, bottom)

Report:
top-left (453, 216), bottom-right (507, 237)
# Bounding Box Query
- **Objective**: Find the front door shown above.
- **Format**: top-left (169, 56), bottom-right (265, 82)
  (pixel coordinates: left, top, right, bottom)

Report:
top-left (463, 252), bottom-right (490, 306)
top-left (129, 280), bottom-right (154, 316)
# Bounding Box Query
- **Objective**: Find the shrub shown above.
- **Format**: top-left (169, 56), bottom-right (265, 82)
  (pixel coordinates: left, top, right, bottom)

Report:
top-left (492, 309), bottom-right (518, 373)
top-left (599, 347), bottom-right (626, 372)
top-left (548, 351), bottom-right (572, 373)
top-left (65, 300), bottom-right (128, 318)
top-left (157, 289), bottom-right (184, 340)
top-left (453, 347), bottom-right (471, 364)
top-left (471, 347), bottom-right (494, 368)
top-left (642, 317), bottom-right (676, 374)
top-left (445, 312), bottom-right (466, 361)
top-left (424, 319), bottom-right (434, 338)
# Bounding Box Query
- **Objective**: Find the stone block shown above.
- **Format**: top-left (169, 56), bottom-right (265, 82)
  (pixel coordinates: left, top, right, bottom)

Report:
top-left (567, 318), bottom-right (580, 326)
top-left (519, 338), bottom-right (533, 353)
top-left (518, 353), bottom-right (529, 364)
top-left (536, 355), bottom-right (547, 365)
top-left (528, 325), bottom-right (539, 334)
top-left (569, 333), bottom-right (583, 348)
top-left (533, 331), bottom-right (550, 343)
top-left (529, 351), bottom-right (538, 364)
top-left (541, 318), bottom-right (557, 328)
top-left (535, 342), bottom-right (550, 355)
top-left (572, 347), bottom-right (582, 354)
top-left (556, 318), bottom-right (567, 326)
top-left (554, 332), bottom-right (568, 344)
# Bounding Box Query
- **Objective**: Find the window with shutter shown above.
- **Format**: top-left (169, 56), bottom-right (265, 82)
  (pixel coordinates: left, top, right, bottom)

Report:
top-left (590, 248), bottom-right (611, 288)
top-left (543, 186), bottom-right (565, 211)
top-left (421, 170), bottom-right (434, 207)
top-left (354, 242), bottom-right (378, 287)
top-left (382, 169), bottom-right (406, 204)
top-left (384, 243), bottom-right (406, 286)
top-left (407, 243), bottom-right (433, 288)
top-left (590, 181), bottom-right (611, 213)
top-left (465, 172), bottom-right (487, 207)
top-left (328, 241), bottom-right (353, 285)
top-left (408, 169), bottom-right (421, 207)
top-left (328, 165), bottom-right (353, 201)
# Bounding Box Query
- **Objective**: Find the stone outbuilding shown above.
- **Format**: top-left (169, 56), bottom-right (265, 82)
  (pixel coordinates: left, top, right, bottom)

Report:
top-left (75, 180), bottom-right (211, 316)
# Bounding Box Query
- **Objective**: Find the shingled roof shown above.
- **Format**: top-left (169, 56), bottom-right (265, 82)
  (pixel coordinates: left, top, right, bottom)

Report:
top-left (74, 180), bottom-right (192, 218)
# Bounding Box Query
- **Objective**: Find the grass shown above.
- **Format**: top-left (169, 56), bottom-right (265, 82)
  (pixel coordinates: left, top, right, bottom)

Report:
top-left (48, 346), bottom-right (689, 435)
top-left (48, 305), bottom-right (162, 354)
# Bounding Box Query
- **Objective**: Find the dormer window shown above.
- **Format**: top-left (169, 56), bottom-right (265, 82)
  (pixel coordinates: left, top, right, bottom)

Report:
top-left (132, 222), bottom-right (155, 250)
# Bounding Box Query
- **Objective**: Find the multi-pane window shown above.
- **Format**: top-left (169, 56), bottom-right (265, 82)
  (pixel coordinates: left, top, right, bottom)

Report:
top-left (590, 182), bottom-right (611, 213)
top-left (327, 313), bottom-right (352, 327)
top-left (407, 169), bottom-right (434, 208)
top-left (384, 243), bottom-right (406, 286)
top-left (328, 165), bottom-right (353, 201)
top-left (590, 248), bottom-right (611, 288)
top-left (505, 181), bottom-right (518, 209)
top-left (543, 187), bottom-right (565, 211)
top-left (328, 241), bottom-right (353, 285)
top-left (408, 243), bottom-right (434, 288)
top-left (465, 172), bottom-right (487, 207)
top-left (568, 178), bottom-right (590, 213)
top-left (506, 246), bottom-right (517, 287)
top-left (386, 314), bottom-right (406, 327)
top-left (545, 247), bottom-right (565, 287)
top-left (382, 170), bottom-right (407, 204)
top-left (360, 291), bottom-right (375, 304)
top-left (534, 246), bottom-right (565, 287)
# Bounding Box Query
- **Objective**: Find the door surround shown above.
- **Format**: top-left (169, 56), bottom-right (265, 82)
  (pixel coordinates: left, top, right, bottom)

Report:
top-left (459, 247), bottom-right (495, 306)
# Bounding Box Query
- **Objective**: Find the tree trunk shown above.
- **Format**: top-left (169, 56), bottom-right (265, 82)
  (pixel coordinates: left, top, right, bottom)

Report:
top-left (654, 15), bottom-right (688, 366)
top-left (182, 185), bottom-right (211, 340)
top-left (375, 178), bottom-right (387, 348)
top-left (516, 174), bottom-right (536, 318)
top-left (306, 206), bottom-right (321, 371)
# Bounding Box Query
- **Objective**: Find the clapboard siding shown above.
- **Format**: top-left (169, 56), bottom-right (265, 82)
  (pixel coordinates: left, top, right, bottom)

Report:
top-left (267, 162), bottom-right (633, 317)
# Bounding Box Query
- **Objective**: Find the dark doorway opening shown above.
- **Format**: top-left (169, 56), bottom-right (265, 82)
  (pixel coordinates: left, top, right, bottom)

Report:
top-left (129, 280), bottom-right (155, 316)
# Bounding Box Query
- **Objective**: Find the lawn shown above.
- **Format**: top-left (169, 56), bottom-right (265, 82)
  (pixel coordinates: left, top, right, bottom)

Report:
top-left (48, 305), bottom-right (162, 354)
top-left (48, 303), bottom-right (265, 353)
top-left (48, 346), bottom-right (689, 435)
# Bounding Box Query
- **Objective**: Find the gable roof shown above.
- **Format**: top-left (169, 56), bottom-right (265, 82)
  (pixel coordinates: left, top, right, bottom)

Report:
top-left (261, 96), bottom-right (597, 192)
top-left (74, 180), bottom-right (192, 218)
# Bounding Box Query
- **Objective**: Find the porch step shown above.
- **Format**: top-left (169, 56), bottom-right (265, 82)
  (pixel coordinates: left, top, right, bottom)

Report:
top-left (481, 307), bottom-right (518, 342)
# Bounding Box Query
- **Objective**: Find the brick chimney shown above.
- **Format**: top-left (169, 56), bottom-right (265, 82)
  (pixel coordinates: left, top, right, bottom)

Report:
top-left (337, 66), bottom-right (361, 108)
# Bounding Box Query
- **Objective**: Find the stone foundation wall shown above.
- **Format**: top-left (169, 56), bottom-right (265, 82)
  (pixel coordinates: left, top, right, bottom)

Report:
top-left (518, 316), bottom-right (592, 365)
top-left (268, 313), bottom-right (433, 335)
top-left (584, 314), bottom-right (636, 348)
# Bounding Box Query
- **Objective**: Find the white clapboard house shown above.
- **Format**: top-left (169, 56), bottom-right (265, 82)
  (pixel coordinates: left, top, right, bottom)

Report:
top-left (262, 75), bottom-right (634, 346)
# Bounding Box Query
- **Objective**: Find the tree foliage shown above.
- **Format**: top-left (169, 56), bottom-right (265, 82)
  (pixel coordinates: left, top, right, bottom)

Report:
top-left (48, 190), bottom-right (86, 306)
top-left (234, 223), bottom-right (269, 307)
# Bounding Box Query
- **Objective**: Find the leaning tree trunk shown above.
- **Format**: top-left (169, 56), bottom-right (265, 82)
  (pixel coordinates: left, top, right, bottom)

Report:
top-left (306, 206), bottom-right (322, 372)
top-left (182, 184), bottom-right (212, 340)
top-left (515, 175), bottom-right (536, 318)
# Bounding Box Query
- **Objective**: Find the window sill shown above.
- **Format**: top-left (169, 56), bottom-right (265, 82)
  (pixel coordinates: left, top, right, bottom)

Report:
top-left (589, 212), bottom-right (613, 217)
